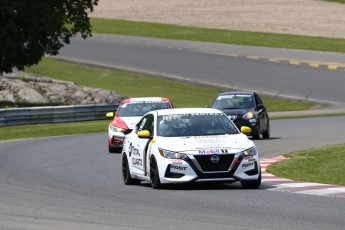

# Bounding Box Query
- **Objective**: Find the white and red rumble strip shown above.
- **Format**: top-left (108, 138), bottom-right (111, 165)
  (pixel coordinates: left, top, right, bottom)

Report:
top-left (260, 156), bottom-right (345, 198)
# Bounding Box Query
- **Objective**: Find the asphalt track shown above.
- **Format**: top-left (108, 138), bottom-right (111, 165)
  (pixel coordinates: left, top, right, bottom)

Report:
top-left (57, 34), bottom-right (345, 105)
top-left (1, 35), bottom-right (345, 229)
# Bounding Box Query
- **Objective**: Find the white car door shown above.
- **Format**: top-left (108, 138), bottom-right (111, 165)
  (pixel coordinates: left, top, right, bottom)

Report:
top-left (128, 114), bottom-right (154, 175)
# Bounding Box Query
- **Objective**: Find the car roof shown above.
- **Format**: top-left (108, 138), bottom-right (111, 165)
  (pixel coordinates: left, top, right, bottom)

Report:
top-left (216, 91), bottom-right (254, 96)
top-left (155, 107), bottom-right (223, 116)
top-left (121, 97), bottom-right (170, 103)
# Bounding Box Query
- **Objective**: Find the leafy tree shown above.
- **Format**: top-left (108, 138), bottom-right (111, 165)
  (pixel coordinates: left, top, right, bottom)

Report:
top-left (0, 0), bottom-right (98, 73)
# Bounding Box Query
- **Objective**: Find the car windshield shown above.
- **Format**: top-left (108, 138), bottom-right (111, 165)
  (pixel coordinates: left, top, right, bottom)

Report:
top-left (157, 113), bottom-right (239, 137)
top-left (212, 94), bottom-right (254, 110)
top-left (117, 102), bottom-right (170, 116)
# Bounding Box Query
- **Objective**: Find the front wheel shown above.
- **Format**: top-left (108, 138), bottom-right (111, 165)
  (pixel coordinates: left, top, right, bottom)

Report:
top-left (150, 157), bottom-right (163, 189)
top-left (122, 154), bottom-right (141, 185)
top-left (251, 126), bottom-right (260, 140)
top-left (262, 121), bottom-right (270, 139)
top-left (241, 173), bottom-right (261, 189)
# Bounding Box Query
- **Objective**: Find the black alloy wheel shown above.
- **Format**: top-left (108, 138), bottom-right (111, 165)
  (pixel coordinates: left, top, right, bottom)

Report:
top-left (150, 157), bottom-right (163, 189)
top-left (122, 154), bottom-right (141, 185)
top-left (262, 121), bottom-right (270, 139)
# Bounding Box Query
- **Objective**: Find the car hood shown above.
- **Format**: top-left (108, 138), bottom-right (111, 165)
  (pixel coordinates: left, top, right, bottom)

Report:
top-left (155, 134), bottom-right (254, 154)
top-left (220, 108), bottom-right (251, 116)
top-left (120, 116), bottom-right (142, 129)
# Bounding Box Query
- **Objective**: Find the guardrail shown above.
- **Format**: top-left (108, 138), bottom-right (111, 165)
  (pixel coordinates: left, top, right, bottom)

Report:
top-left (0, 104), bottom-right (118, 127)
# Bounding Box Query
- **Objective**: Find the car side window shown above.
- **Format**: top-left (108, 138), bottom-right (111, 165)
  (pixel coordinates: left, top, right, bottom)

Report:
top-left (136, 117), bottom-right (147, 133)
top-left (254, 94), bottom-right (261, 107)
top-left (136, 114), bottom-right (154, 135)
top-left (142, 114), bottom-right (154, 135)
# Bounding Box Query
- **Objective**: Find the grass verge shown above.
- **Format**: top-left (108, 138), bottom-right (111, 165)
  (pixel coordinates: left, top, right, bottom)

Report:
top-left (90, 18), bottom-right (345, 53)
top-left (324, 0), bottom-right (345, 3)
top-left (267, 144), bottom-right (345, 185)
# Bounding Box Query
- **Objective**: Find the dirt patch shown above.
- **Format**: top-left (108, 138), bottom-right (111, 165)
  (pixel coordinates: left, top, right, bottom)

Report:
top-left (90, 0), bottom-right (345, 39)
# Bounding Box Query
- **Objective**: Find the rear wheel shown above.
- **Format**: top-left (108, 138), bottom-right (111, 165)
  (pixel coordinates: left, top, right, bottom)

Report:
top-left (122, 154), bottom-right (141, 185)
top-left (241, 172), bottom-right (261, 189)
top-left (109, 144), bottom-right (122, 153)
top-left (150, 157), bottom-right (163, 189)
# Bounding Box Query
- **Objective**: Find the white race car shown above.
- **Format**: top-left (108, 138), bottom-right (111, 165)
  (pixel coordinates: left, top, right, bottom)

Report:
top-left (122, 108), bottom-right (261, 189)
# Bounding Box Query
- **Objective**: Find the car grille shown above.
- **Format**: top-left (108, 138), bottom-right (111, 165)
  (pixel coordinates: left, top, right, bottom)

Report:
top-left (193, 154), bottom-right (235, 172)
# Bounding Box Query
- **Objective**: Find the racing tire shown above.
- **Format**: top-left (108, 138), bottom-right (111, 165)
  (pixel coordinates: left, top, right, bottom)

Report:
top-left (262, 121), bottom-right (270, 139)
top-left (251, 127), bottom-right (260, 140)
top-left (240, 172), bottom-right (261, 189)
top-left (122, 154), bottom-right (141, 185)
top-left (109, 145), bottom-right (122, 154)
top-left (150, 157), bottom-right (163, 189)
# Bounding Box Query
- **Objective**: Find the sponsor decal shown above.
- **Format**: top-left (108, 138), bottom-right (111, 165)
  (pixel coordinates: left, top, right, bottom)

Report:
top-left (132, 158), bottom-right (143, 166)
top-left (162, 113), bottom-right (222, 121)
top-left (170, 165), bottom-right (187, 171)
top-left (169, 159), bottom-right (183, 164)
top-left (244, 156), bottom-right (255, 161)
top-left (128, 143), bottom-right (140, 157)
top-left (242, 162), bottom-right (255, 170)
top-left (198, 149), bottom-right (228, 154)
top-left (130, 97), bottom-right (162, 102)
top-left (194, 136), bottom-right (223, 139)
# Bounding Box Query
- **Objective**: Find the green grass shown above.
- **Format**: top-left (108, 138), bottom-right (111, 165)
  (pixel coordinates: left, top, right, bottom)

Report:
top-left (267, 144), bottom-right (345, 185)
top-left (0, 120), bottom-right (109, 141)
top-left (26, 58), bottom-right (314, 111)
top-left (324, 0), bottom-right (345, 3)
top-left (90, 18), bottom-right (345, 53)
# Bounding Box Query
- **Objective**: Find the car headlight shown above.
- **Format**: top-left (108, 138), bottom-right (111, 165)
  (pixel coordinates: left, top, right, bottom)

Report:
top-left (241, 147), bottom-right (258, 157)
top-left (242, 111), bottom-right (254, 120)
top-left (159, 148), bottom-right (188, 160)
top-left (109, 125), bottom-right (126, 133)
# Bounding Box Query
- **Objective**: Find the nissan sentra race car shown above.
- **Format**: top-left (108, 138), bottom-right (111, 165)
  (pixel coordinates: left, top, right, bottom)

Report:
top-left (106, 97), bottom-right (173, 153)
top-left (121, 108), bottom-right (261, 189)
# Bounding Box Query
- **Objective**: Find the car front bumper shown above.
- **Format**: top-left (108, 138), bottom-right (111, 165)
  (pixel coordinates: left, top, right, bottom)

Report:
top-left (158, 153), bottom-right (261, 184)
top-left (108, 128), bottom-right (126, 148)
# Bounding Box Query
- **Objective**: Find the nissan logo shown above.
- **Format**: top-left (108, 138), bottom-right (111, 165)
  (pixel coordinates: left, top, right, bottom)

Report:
top-left (210, 155), bottom-right (220, 164)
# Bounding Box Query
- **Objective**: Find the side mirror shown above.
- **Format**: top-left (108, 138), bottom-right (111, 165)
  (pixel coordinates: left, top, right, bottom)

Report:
top-left (138, 130), bottom-right (151, 138)
top-left (240, 126), bottom-right (252, 135)
top-left (256, 104), bottom-right (264, 110)
top-left (106, 112), bottom-right (114, 118)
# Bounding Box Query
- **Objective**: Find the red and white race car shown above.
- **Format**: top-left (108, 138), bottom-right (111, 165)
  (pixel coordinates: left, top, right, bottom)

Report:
top-left (106, 97), bottom-right (173, 153)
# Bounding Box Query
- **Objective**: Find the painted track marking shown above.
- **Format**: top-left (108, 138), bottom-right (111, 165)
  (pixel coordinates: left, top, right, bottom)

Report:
top-left (260, 156), bottom-right (345, 198)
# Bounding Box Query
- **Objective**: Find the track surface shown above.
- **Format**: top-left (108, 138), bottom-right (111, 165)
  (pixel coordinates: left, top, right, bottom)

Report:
top-left (1, 118), bottom-right (345, 229)
top-left (1, 35), bottom-right (345, 229)
top-left (58, 34), bottom-right (345, 105)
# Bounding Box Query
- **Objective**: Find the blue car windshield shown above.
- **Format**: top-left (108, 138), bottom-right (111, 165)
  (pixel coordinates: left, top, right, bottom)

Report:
top-left (157, 113), bottom-right (239, 137)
